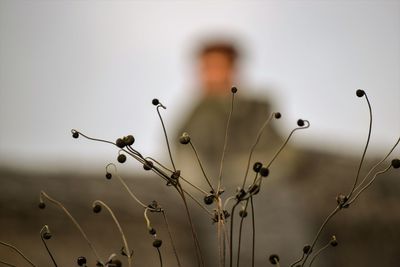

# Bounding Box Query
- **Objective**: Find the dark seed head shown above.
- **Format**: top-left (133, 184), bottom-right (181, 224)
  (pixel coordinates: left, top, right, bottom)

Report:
top-left (259, 167), bottom-right (269, 177)
top-left (42, 232), bottom-right (52, 240)
top-left (297, 119), bottom-right (305, 127)
top-left (38, 202), bottom-right (46, 209)
top-left (105, 172), bottom-right (112, 179)
top-left (179, 132), bottom-right (191, 145)
top-left (231, 87), bottom-right (238, 94)
top-left (171, 170), bottom-right (181, 179)
top-left (274, 112), bottom-right (281, 119)
top-left (303, 245), bottom-right (312, 255)
top-left (77, 256), bottom-right (87, 266)
top-left (253, 162), bottom-right (262, 173)
top-left (239, 210), bottom-right (248, 218)
top-left (330, 235), bottom-right (338, 247)
top-left (72, 131), bottom-right (79, 139)
top-left (204, 195), bottom-right (214, 205)
top-left (356, 89), bottom-right (365, 97)
top-left (153, 239), bottom-right (162, 248)
top-left (269, 254), bottom-right (280, 265)
top-left (152, 99), bottom-right (159, 106)
top-left (143, 160), bottom-right (154, 170)
top-left (124, 135), bottom-right (135, 146)
top-left (93, 204), bottom-right (102, 213)
top-left (149, 228), bottom-right (156, 235)
top-left (116, 138), bottom-right (125, 148)
top-left (391, 158), bottom-right (400, 169)
top-left (117, 154), bottom-right (127, 163)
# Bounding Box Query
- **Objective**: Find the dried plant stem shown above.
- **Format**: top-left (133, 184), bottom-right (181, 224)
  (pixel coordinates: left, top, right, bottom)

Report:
top-left (348, 94), bottom-right (372, 199)
top-left (301, 206), bottom-right (340, 266)
top-left (308, 242), bottom-right (330, 267)
top-left (189, 141), bottom-right (215, 192)
top-left (40, 191), bottom-right (104, 265)
top-left (156, 105), bottom-right (177, 172)
top-left (217, 92), bottom-right (235, 192)
top-left (236, 199), bottom-right (249, 267)
top-left (93, 200), bottom-right (132, 267)
top-left (0, 260), bottom-right (16, 267)
top-left (229, 202), bottom-right (240, 267)
top-left (176, 184), bottom-right (204, 267)
top-left (40, 226), bottom-right (57, 267)
top-left (161, 211), bottom-right (182, 267)
top-left (250, 197), bottom-right (256, 267)
top-left (242, 113), bottom-right (275, 188)
top-left (156, 247), bottom-right (163, 267)
top-left (0, 242), bottom-right (36, 267)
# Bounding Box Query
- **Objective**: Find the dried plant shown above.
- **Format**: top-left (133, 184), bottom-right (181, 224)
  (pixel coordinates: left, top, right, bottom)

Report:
top-left (1, 88), bottom-right (399, 267)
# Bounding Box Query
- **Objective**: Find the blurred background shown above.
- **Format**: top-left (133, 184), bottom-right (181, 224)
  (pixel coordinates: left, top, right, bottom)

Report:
top-left (0, 1), bottom-right (399, 267)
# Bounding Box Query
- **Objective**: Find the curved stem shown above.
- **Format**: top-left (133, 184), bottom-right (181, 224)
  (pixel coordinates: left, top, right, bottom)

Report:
top-left (93, 200), bottom-right (132, 267)
top-left (242, 113), bottom-right (275, 188)
top-left (156, 104), bottom-right (176, 172)
top-left (0, 242), bottom-right (36, 267)
top-left (250, 197), bottom-right (256, 267)
top-left (0, 260), bottom-right (16, 267)
top-left (40, 226), bottom-right (57, 267)
top-left (308, 243), bottom-right (330, 267)
top-left (189, 140), bottom-right (215, 192)
top-left (348, 94), bottom-right (372, 199)
top-left (161, 211), bottom-right (182, 267)
top-left (229, 202), bottom-right (239, 267)
top-left (39, 191), bottom-right (104, 265)
top-left (156, 248), bottom-right (163, 267)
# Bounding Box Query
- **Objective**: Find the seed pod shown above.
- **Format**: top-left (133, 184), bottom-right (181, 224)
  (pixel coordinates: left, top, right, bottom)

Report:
top-left (38, 202), bottom-right (46, 209)
top-left (179, 132), bottom-right (191, 145)
top-left (253, 162), bottom-right (262, 173)
top-left (93, 204), bottom-right (102, 213)
top-left (117, 154), bottom-right (127, 163)
top-left (259, 167), bottom-right (269, 177)
top-left (152, 99), bottom-right (159, 106)
top-left (269, 254), bottom-right (280, 265)
top-left (153, 239), bottom-right (162, 248)
top-left (239, 210), bottom-right (248, 218)
top-left (204, 195), bottom-right (214, 205)
top-left (274, 112), bottom-right (282, 119)
top-left (391, 158), bottom-right (400, 169)
top-left (231, 87), bottom-right (238, 93)
top-left (105, 172), bottom-right (112, 179)
top-left (297, 119), bottom-right (305, 127)
top-left (124, 135), bottom-right (135, 146)
top-left (116, 138), bottom-right (125, 148)
top-left (356, 89), bottom-right (365, 97)
top-left (77, 256), bottom-right (87, 266)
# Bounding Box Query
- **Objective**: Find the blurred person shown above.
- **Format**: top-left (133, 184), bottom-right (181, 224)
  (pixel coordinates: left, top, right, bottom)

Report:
top-left (174, 39), bottom-right (311, 266)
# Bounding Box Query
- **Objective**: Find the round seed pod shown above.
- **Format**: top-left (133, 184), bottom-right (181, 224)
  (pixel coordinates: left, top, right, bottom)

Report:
top-left (42, 232), bottom-right (52, 240)
top-left (93, 204), bottom-right (102, 213)
top-left (124, 135), bottom-right (135, 146)
top-left (231, 87), bottom-right (238, 93)
top-left (259, 167), bottom-right (269, 177)
top-left (117, 154), bottom-right (127, 163)
top-left (105, 172), bottom-right (112, 179)
top-left (149, 228), bottom-right (156, 235)
top-left (38, 202), bottom-right (46, 209)
top-left (152, 99), bottom-right (159, 106)
top-left (274, 112), bottom-right (282, 119)
top-left (297, 119), bottom-right (305, 127)
top-left (204, 195), bottom-right (214, 205)
top-left (116, 138), bottom-right (125, 148)
top-left (303, 245), bottom-right (312, 255)
top-left (239, 210), bottom-right (248, 218)
top-left (143, 160), bottom-right (153, 171)
top-left (77, 256), bottom-right (87, 266)
top-left (269, 254), bottom-right (280, 265)
top-left (330, 236), bottom-right (338, 247)
top-left (179, 132), bottom-right (191, 145)
top-left (153, 239), bottom-right (162, 248)
top-left (391, 158), bottom-right (400, 169)
top-left (72, 131), bottom-right (79, 139)
top-left (356, 89), bottom-right (365, 97)
top-left (253, 162), bottom-right (262, 173)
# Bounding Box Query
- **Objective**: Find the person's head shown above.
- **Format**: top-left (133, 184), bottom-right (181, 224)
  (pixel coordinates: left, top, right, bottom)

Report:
top-left (197, 41), bottom-right (239, 95)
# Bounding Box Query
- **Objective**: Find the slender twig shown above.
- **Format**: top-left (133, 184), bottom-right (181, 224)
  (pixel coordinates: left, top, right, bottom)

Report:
top-left (250, 196), bottom-right (256, 267)
top-left (347, 94), bottom-right (372, 199)
top-left (161, 211), bottom-right (182, 267)
top-left (0, 260), bottom-right (16, 267)
top-left (93, 200), bottom-right (132, 267)
top-left (40, 226), bottom-right (57, 267)
top-left (242, 113), bottom-right (275, 188)
top-left (290, 253), bottom-right (305, 267)
top-left (308, 242), bottom-right (331, 267)
top-left (0, 242), bottom-right (36, 267)
top-left (229, 202), bottom-right (240, 267)
top-left (189, 140), bottom-right (215, 192)
top-left (156, 248), bottom-right (163, 267)
top-left (217, 91), bottom-right (236, 192)
top-left (39, 191), bottom-right (104, 265)
top-left (156, 104), bottom-right (177, 172)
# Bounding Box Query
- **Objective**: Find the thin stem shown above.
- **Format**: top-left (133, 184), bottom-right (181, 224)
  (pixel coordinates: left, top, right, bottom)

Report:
top-left (39, 191), bottom-right (104, 265)
top-left (183, 189), bottom-right (214, 217)
top-left (290, 253), bottom-right (305, 267)
top-left (106, 163), bottom-right (148, 209)
top-left (93, 200), bottom-right (132, 267)
top-left (0, 242), bottom-right (36, 267)
top-left (236, 200), bottom-right (249, 267)
top-left (161, 211), bottom-right (182, 267)
top-left (156, 248), bottom-right (163, 267)
top-left (217, 92), bottom-right (236, 192)
top-left (242, 113), bottom-right (275, 188)
top-left (176, 183), bottom-right (205, 267)
top-left (301, 206), bottom-right (340, 266)
top-left (156, 104), bottom-right (176, 172)
top-left (308, 243), bottom-right (330, 267)
top-left (40, 226), bottom-right (57, 267)
top-left (250, 197), bottom-right (256, 267)
top-left (189, 140), bottom-right (215, 192)
top-left (348, 94), bottom-right (372, 199)
top-left (353, 136), bottom-right (400, 192)
top-left (0, 260), bottom-right (16, 267)
top-left (348, 164), bottom-right (392, 205)
top-left (229, 202), bottom-right (239, 267)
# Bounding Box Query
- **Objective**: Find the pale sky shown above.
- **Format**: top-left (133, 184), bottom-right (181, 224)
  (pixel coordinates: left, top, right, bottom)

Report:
top-left (0, 0), bottom-right (399, 172)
